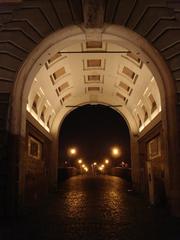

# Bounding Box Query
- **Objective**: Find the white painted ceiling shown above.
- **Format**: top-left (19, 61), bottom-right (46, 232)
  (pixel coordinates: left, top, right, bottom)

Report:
top-left (27, 40), bottom-right (161, 134)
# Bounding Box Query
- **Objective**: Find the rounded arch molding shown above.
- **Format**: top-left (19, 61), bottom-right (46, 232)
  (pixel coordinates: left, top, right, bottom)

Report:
top-left (12, 24), bottom-right (174, 137)
top-left (12, 23), bottom-right (178, 211)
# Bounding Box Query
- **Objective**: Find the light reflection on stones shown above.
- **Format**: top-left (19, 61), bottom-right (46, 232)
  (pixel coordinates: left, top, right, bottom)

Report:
top-left (65, 191), bottom-right (87, 218)
top-left (7, 176), bottom-right (179, 240)
top-left (103, 190), bottom-right (129, 223)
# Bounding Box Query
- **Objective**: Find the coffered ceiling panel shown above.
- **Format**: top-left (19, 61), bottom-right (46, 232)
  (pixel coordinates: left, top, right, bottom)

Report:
top-left (27, 40), bottom-right (161, 133)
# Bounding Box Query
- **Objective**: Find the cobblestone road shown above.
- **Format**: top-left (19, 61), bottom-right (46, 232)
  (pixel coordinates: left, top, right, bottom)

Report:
top-left (1, 176), bottom-right (180, 240)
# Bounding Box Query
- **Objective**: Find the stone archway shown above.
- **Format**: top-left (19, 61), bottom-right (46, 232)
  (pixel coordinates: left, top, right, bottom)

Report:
top-left (11, 23), bottom-right (178, 215)
top-left (0, 1), bottom-right (180, 217)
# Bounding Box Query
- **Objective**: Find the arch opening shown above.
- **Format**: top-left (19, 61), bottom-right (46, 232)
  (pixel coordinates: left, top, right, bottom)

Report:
top-left (59, 104), bottom-right (131, 174)
top-left (11, 24), bottom-right (176, 211)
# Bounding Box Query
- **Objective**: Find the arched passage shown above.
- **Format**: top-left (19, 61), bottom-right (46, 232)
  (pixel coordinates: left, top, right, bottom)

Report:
top-left (10, 24), bottom-right (178, 215)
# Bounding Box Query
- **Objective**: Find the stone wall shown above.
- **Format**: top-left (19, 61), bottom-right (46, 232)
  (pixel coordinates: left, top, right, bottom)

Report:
top-left (23, 121), bottom-right (51, 210)
top-left (138, 122), bottom-right (166, 204)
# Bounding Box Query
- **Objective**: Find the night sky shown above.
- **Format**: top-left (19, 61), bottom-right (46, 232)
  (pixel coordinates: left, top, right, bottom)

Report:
top-left (59, 105), bottom-right (131, 167)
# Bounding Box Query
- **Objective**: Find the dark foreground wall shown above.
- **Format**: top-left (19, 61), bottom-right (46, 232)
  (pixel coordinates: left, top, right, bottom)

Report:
top-left (24, 121), bottom-right (51, 209)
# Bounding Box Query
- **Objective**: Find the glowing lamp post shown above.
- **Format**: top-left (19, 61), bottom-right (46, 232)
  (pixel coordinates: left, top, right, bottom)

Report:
top-left (111, 146), bottom-right (121, 167)
top-left (111, 147), bottom-right (121, 157)
top-left (104, 159), bottom-right (109, 174)
top-left (91, 162), bottom-right (97, 175)
top-left (78, 159), bottom-right (83, 174)
top-left (69, 147), bottom-right (77, 156)
top-left (67, 147), bottom-right (77, 166)
top-left (105, 159), bottom-right (109, 164)
top-left (78, 159), bottom-right (82, 164)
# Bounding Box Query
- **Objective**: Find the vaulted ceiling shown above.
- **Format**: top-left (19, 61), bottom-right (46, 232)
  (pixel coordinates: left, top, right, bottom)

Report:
top-left (27, 39), bottom-right (161, 134)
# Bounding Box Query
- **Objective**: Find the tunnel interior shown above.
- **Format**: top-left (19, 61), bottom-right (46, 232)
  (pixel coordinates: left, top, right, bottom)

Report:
top-left (26, 32), bottom-right (162, 136)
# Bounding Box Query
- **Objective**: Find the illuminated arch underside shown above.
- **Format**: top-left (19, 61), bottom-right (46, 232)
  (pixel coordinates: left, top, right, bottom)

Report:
top-left (26, 27), bottom-right (161, 135)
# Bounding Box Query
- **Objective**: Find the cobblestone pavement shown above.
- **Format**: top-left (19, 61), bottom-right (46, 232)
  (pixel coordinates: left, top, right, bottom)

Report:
top-left (1, 176), bottom-right (180, 240)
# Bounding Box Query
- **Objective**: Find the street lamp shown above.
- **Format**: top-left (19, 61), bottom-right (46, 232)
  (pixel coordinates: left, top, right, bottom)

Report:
top-left (111, 146), bottom-right (121, 158)
top-left (69, 147), bottom-right (77, 156)
top-left (105, 159), bottom-right (109, 164)
top-left (77, 159), bottom-right (83, 174)
top-left (98, 166), bottom-right (104, 174)
top-left (104, 159), bottom-right (110, 174)
top-left (78, 159), bottom-right (83, 164)
top-left (67, 147), bottom-right (77, 167)
top-left (91, 162), bottom-right (97, 176)
top-left (111, 146), bottom-right (122, 167)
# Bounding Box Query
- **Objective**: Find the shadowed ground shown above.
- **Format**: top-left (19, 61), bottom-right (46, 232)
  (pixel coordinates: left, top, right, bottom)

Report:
top-left (1, 176), bottom-right (180, 240)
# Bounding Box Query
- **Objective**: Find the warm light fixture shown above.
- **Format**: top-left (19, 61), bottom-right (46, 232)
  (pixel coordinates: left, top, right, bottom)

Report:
top-left (68, 147), bottom-right (77, 156)
top-left (105, 159), bottom-right (109, 164)
top-left (78, 159), bottom-right (82, 164)
top-left (111, 146), bottom-right (121, 157)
